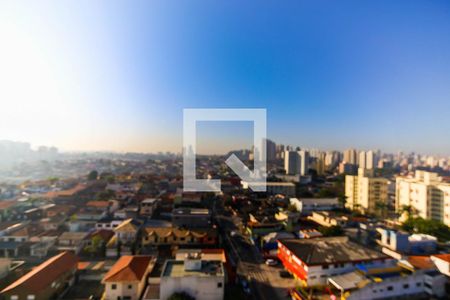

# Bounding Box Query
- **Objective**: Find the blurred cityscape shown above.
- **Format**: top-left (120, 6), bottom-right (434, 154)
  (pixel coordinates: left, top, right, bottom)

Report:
top-left (0, 139), bottom-right (449, 299)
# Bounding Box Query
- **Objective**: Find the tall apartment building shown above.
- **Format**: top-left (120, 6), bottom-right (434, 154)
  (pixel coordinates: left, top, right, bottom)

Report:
top-left (314, 152), bottom-right (326, 175)
top-left (396, 171), bottom-right (450, 226)
top-left (284, 150), bottom-right (309, 176)
top-left (343, 149), bottom-right (357, 165)
top-left (345, 168), bottom-right (389, 213)
top-left (284, 150), bottom-right (299, 175)
top-left (264, 139), bottom-right (277, 162)
top-left (325, 151), bottom-right (339, 169)
top-left (276, 144), bottom-right (285, 160)
top-left (298, 150), bottom-right (309, 176)
top-left (358, 150), bottom-right (376, 170)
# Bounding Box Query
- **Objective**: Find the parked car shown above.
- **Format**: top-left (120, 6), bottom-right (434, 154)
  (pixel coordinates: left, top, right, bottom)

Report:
top-left (265, 258), bottom-right (278, 266)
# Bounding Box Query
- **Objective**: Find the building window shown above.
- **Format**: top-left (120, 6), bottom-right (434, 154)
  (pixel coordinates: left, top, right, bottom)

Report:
top-left (217, 282), bottom-right (223, 288)
top-left (128, 285), bottom-right (132, 289)
top-left (11, 296), bottom-right (18, 300)
top-left (322, 265), bottom-right (329, 270)
top-left (310, 276), bottom-right (316, 279)
top-left (27, 296), bottom-right (35, 300)
top-left (112, 284), bottom-right (117, 290)
top-left (387, 286), bottom-right (393, 291)
top-left (403, 284), bottom-right (409, 289)
top-left (416, 282), bottom-right (421, 287)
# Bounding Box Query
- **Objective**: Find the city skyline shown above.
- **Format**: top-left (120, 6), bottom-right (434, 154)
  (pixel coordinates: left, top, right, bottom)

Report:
top-left (1, 1), bottom-right (450, 155)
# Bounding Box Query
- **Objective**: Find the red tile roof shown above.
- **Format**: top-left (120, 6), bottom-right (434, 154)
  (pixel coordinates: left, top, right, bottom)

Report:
top-left (407, 256), bottom-right (435, 270)
top-left (433, 254), bottom-right (450, 263)
top-left (0, 251), bottom-right (78, 294)
top-left (89, 229), bottom-right (114, 242)
top-left (103, 256), bottom-right (154, 282)
top-left (0, 200), bottom-right (17, 210)
top-left (86, 201), bottom-right (110, 208)
top-left (44, 184), bottom-right (88, 198)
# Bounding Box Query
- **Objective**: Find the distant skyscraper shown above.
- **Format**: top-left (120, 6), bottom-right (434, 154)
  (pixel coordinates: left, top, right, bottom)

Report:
top-left (276, 144), bottom-right (285, 160)
top-left (359, 151), bottom-right (366, 169)
top-left (284, 150), bottom-right (300, 175)
top-left (358, 150), bottom-right (376, 170)
top-left (284, 150), bottom-right (309, 176)
top-left (343, 149), bottom-right (357, 165)
top-left (366, 150), bottom-right (375, 170)
top-left (298, 150), bottom-right (309, 176)
top-left (314, 152), bottom-right (326, 175)
top-left (265, 139), bottom-right (277, 162)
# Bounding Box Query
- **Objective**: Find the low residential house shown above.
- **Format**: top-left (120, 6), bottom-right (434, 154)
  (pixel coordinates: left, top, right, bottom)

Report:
top-left (75, 208), bottom-right (106, 221)
top-left (24, 208), bottom-right (43, 221)
top-left (174, 248), bottom-right (232, 282)
top-left (0, 251), bottom-right (78, 300)
top-left (39, 215), bottom-right (66, 231)
top-left (86, 200), bottom-right (120, 215)
top-left (246, 214), bottom-right (284, 236)
top-left (2, 223), bottom-right (45, 244)
top-left (114, 219), bottom-right (142, 245)
top-left (298, 229), bottom-right (323, 239)
top-left (278, 237), bottom-right (391, 286)
top-left (140, 198), bottom-right (159, 217)
top-left (431, 254), bottom-right (450, 277)
top-left (141, 227), bottom-right (217, 247)
top-left (95, 216), bottom-right (124, 230)
top-left (308, 211), bottom-right (348, 228)
top-left (159, 257), bottom-right (225, 300)
top-left (56, 231), bottom-right (89, 254)
top-left (106, 219), bottom-right (142, 257)
top-left (172, 208), bottom-right (211, 228)
top-left (0, 201), bottom-right (18, 222)
top-left (241, 181), bottom-right (296, 197)
top-left (377, 229), bottom-right (438, 255)
top-left (0, 222), bottom-right (27, 238)
top-left (0, 222), bottom-right (33, 257)
top-left (102, 255), bottom-right (155, 300)
top-left (114, 207), bottom-right (139, 220)
top-left (290, 197), bottom-right (340, 215)
top-left (44, 204), bottom-right (75, 218)
top-left (327, 259), bottom-right (447, 299)
top-left (30, 230), bottom-right (59, 258)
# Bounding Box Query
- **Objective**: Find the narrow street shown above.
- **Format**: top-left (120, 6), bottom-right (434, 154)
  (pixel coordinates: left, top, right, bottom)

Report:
top-left (217, 213), bottom-right (294, 300)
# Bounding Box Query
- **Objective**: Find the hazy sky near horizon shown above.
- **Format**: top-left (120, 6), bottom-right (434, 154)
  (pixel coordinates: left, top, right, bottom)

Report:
top-left (1, 1), bottom-right (450, 155)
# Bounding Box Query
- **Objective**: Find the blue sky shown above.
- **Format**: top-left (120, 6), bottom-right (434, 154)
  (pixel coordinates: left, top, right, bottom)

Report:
top-left (1, 1), bottom-right (450, 154)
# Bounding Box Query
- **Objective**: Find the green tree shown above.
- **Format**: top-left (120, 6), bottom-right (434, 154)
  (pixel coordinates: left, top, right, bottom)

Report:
top-left (400, 205), bottom-right (415, 219)
top-left (84, 235), bottom-right (104, 257)
top-left (87, 170), bottom-right (98, 181)
top-left (375, 201), bottom-right (388, 218)
top-left (401, 217), bottom-right (450, 242)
